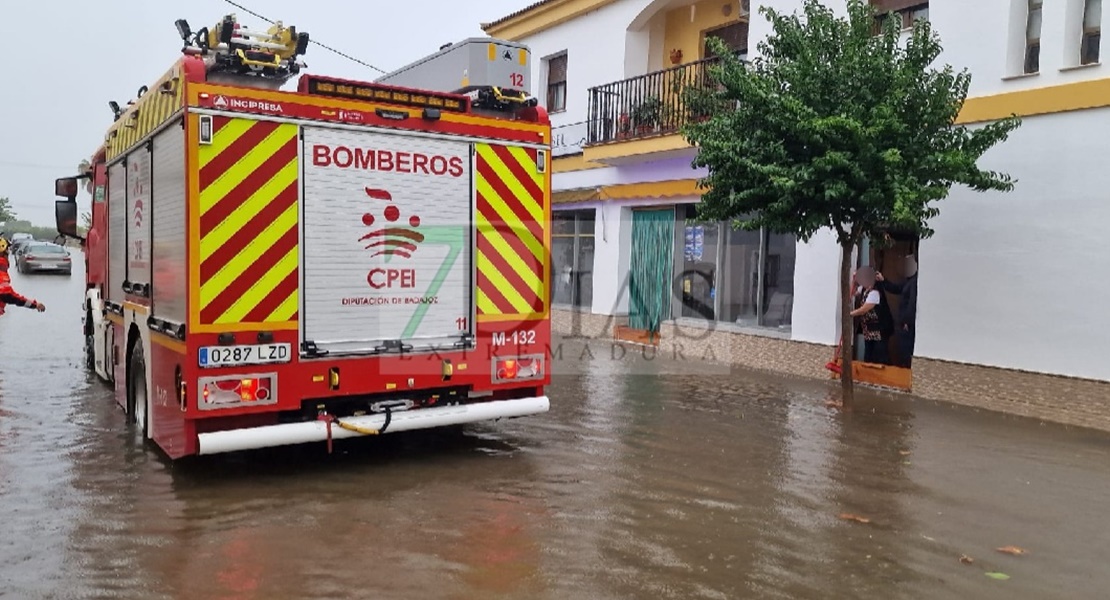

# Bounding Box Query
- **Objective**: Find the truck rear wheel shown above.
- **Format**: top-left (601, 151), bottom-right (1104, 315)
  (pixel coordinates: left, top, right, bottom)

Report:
top-left (84, 312), bottom-right (95, 371)
top-left (128, 343), bottom-right (149, 441)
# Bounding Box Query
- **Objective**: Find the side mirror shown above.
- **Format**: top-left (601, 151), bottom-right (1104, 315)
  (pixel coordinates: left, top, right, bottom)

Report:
top-left (55, 200), bottom-right (83, 241)
top-left (55, 177), bottom-right (79, 200)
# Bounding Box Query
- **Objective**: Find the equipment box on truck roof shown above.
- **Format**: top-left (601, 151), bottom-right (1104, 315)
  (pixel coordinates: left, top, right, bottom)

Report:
top-left (376, 38), bottom-right (532, 96)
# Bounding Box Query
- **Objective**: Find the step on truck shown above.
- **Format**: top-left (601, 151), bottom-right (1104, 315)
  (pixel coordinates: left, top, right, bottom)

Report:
top-left (53, 14), bottom-right (551, 458)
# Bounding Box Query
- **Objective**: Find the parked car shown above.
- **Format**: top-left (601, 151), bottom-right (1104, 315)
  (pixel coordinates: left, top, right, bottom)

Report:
top-left (16, 241), bottom-right (72, 275)
top-left (9, 233), bottom-right (33, 254)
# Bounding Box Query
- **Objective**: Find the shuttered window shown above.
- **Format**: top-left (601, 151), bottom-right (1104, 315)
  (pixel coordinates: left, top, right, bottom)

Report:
top-left (703, 21), bottom-right (749, 59)
top-left (1026, 0), bottom-right (1042, 73)
top-left (872, 0), bottom-right (926, 12)
top-left (552, 209), bottom-right (593, 307)
top-left (871, 1), bottom-right (929, 31)
top-left (546, 54), bottom-right (567, 113)
top-left (1082, 0), bottom-right (1102, 65)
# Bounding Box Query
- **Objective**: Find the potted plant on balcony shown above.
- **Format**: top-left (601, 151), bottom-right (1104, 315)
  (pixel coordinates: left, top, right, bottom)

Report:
top-left (616, 111), bottom-right (632, 140)
top-left (631, 96), bottom-right (663, 135)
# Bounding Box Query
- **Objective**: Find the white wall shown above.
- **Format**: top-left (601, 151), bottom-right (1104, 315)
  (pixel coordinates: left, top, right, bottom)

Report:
top-left (755, 0), bottom-right (1110, 97)
top-left (789, 230), bottom-right (843, 345)
top-left (519, 0), bottom-right (656, 132)
top-left (919, 108), bottom-right (1110, 381)
top-left (596, 203), bottom-right (634, 315)
top-left (940, 0), bottom-right (1110, 96)
top-left (555, 153), bottom-right (703, 191)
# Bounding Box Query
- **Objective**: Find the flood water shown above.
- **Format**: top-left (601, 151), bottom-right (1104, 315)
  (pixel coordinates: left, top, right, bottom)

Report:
top-left (2, 252), bottom-right (1110, 600)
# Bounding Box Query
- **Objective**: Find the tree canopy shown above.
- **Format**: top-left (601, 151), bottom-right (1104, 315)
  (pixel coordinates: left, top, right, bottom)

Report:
top-left (681, 0), bottom-right (1021, 246)
top-left (0, 197), bottom-right (16, 223)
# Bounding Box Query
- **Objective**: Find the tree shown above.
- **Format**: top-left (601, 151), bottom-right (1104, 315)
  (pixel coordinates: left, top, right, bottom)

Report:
top-left (0, 197), bottom-right (16, 223)
top-left (681, 0), bottom-right (1020, 406)
top-left (81, 210), bottom-right (92, 231)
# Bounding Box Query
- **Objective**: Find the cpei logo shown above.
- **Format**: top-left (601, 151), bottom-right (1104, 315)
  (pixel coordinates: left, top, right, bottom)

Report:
top-left (358, 187), bottom-right (425, 259)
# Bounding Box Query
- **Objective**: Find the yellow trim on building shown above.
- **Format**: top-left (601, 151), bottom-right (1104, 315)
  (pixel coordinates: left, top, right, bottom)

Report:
top-left (582, 133), bottom-right (691, 164)
top-left (956, 77), bottom-right (1110, 124)
top-left (601, 179), bottom-right (702, 200)
top-left (552, 179), bottom-right (703, 204)
top-left (483, 0), bottom-right (619, 40)
top-left (552, 187), bottom-right (601, 204)
top-left (553, 153), bottom-right (606, 173)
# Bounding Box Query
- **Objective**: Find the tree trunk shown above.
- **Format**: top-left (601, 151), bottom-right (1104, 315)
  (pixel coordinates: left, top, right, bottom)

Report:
top-left (839, 241), bottom-right (855, 408)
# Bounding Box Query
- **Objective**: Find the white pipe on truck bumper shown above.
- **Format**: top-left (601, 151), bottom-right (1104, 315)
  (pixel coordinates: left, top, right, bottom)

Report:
top-left (197, 396), bottom-right (549, 456)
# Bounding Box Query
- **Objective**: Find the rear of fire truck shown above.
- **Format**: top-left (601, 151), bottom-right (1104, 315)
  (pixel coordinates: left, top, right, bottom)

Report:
top-left (53, 14), bottom-right (551, 459)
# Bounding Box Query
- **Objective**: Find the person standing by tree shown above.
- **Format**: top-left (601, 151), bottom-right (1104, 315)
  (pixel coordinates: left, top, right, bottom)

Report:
top-left (849, 266), bottom-right (889, 365)
top-left (876, 256), bottom-right (918, 367)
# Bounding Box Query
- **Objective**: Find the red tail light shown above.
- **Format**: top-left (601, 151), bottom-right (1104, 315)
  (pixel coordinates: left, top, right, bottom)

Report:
top-left (497, 359), bottom-right (519, 380)
top-left (239, 378), bottom-right (256, 401)
top-left (198, 375), bottom-right (276, 410)
top-left (25, 254), bottom-right (35, 260)
top-left (493, 356), bottom-right (544, 383)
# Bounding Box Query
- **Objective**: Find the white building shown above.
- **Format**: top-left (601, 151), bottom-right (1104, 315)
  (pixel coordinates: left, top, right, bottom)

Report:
top-left (481, 0), bottom-right (1110, 423)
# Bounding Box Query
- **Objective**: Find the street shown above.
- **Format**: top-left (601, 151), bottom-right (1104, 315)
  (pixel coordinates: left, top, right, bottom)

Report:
top-left (2, 253), bottom-right (1109, 600)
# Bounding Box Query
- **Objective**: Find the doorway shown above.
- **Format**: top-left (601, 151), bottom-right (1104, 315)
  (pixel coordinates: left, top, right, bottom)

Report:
top-left (626, 207), bottom-right (675, 342)
top-left (838, 231), bottom-right (920, 391)
top-left (872, 233), bottom-right (919, 369)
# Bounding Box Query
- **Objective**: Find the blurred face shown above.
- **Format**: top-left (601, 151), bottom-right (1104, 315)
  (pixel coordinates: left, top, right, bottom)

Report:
top-left (855, 266), bottom-right (876, 287)
top-left (904, 256), bottom-right (918, 277)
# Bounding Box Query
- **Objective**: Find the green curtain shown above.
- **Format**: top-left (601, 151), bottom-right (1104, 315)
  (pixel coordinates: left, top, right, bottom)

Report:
top-left (628, 208), bottom-right (675, 336)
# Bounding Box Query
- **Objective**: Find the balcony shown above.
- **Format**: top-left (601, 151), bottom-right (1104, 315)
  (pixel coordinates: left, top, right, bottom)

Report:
top-left (584, 57), bottom-right (720, 164)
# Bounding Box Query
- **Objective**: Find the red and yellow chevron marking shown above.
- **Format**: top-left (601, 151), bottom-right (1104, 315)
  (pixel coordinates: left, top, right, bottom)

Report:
top-left (194, 117), bottom-right (300, 328)
top-left (475, 144), bottom-right (548, 320)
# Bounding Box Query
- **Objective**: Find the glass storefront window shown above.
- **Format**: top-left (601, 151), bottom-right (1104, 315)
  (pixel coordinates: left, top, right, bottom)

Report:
top-left (551, 209), bottom-right (595, 308)
top-left (679, 223), bottom-right (719, 319)
top-left (762, 231), bottom-right (795, 328)
top-left (720, 225), bottom-right (762, 326)
top-left (674, 214), bottom-right (796, 330)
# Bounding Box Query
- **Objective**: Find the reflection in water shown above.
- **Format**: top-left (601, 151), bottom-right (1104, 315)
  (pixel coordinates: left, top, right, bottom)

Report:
top-left (3, 257), bottom-right (1110, 599)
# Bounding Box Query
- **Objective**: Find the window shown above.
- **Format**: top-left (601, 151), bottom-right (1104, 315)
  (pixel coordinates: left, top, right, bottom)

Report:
top-left (552, 209), bottom-right (594, 308)
top-left (702, 21), bottom-right (749, 61)
top-left (871, 1), bottom-right (930, 31)
top-left (545, 54), bottom-right (567, 113)
top-left (678, 221), bottom-right (720, 319)
top-left (1083, 0), bottom-right (1102, 65)
top-left (673, 212), bottom-right (796, 330)
top-left (1026, 0), bottom-right (1042, 73)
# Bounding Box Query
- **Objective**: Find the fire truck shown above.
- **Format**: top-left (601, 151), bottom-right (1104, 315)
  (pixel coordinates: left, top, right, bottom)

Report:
top-left (52, 14), bottom-right (551, 459)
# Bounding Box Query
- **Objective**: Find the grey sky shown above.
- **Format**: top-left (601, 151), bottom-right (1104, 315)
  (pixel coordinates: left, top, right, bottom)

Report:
top-left (0, 0), bottom-right (531, 226)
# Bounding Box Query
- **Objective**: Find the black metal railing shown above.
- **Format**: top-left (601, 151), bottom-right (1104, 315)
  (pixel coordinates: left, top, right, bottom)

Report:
top-left (586, 57), bottom-right (721, 146)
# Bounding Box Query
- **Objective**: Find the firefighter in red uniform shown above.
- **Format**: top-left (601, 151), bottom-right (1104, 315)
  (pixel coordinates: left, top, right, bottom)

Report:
top-left (0, 237), bottom-right (46, 315)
